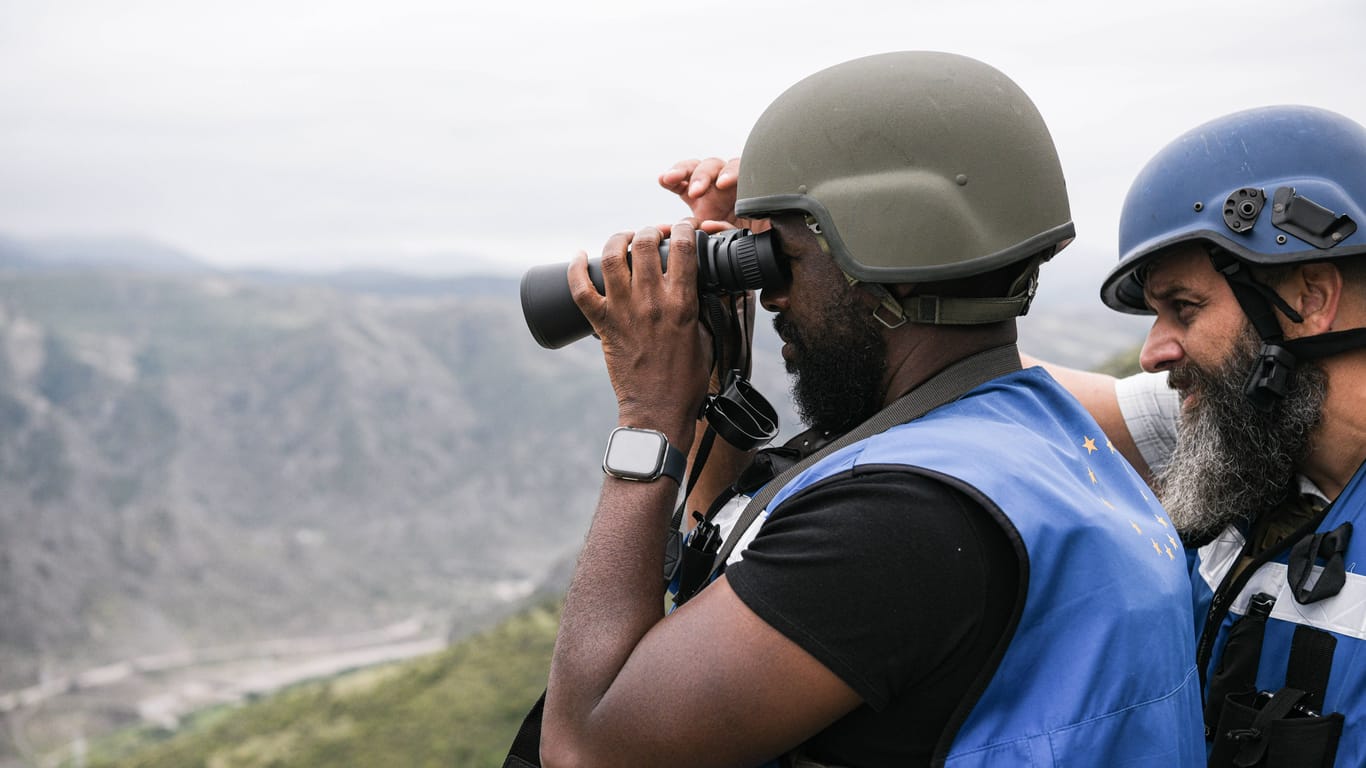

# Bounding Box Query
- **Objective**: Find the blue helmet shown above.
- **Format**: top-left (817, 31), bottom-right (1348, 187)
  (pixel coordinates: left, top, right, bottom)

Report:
top-left (1101, 105), bottom-right (1366, 314)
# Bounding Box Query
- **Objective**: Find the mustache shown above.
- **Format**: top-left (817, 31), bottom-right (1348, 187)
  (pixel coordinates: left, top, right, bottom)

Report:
top-left (773, 314), bottom-right (789, 339)
top-left (1166, 363), bottom-right (1203, 395)
top-left (773, 314), bottom-right (798, 346)
top-left (1166, 351), bottom-right (1231, 395)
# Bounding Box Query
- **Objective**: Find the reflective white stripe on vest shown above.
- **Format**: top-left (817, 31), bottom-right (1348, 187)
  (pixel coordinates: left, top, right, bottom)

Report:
top-left (1197, 528), bottom-right (1246, 596)
top-left (1199, 527), bottom-right (1366, 641)
top-left (710, 494), bottom-right (766, 567)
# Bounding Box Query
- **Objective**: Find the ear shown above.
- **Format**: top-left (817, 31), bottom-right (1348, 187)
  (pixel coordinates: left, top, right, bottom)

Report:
top-left (1285, 262), bottom-right (1344, 337)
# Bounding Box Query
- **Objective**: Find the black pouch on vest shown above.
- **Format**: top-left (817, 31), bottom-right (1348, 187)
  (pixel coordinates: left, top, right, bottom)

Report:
top-left (1208, 688), bottom-right (1342, 768)
top-left (1205, 593), bottom-right (1276, 737)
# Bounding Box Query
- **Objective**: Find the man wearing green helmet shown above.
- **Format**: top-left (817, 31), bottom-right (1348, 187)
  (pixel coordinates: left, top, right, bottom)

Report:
top-left (534, 52), bottom-right (1203, 767)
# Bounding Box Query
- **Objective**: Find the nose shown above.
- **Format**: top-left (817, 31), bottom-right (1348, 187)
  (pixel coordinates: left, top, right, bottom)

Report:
top-left (1138, 318), bottom-right (1184, 373)
top-left (760, 283), bottom-right (789, 314)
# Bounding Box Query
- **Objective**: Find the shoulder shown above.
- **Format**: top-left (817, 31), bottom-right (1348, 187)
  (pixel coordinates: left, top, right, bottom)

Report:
top-left (737, 468), bottom-right (1018, 583)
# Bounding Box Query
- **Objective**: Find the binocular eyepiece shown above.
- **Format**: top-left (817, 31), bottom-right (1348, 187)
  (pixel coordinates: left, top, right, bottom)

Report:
top-left (519, 228), bottom-right (787, 349)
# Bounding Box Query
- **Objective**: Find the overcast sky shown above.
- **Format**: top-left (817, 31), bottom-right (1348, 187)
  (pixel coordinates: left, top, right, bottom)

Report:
top-left (2, 0), bottom-right (1364, 281)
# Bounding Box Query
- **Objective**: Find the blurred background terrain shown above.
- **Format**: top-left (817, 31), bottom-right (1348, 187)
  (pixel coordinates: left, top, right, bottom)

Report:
top-left (3, 0), bottom-right (1356, 763)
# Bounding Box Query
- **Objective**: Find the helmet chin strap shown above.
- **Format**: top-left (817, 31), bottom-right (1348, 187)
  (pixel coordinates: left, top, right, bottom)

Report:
top-left (844, 263), bottom-right (1045, 327)
top-left (1208, 247), bottom-right (1366, 411)
top-left (805, 214), bottom-right (1047, 328)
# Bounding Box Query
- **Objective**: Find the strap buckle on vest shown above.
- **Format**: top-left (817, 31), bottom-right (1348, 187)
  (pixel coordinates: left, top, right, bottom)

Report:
top-left (1287, 521), bottom-right (1353, 604)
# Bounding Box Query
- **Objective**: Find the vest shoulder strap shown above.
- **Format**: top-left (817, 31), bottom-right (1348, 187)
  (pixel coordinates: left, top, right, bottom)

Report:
top-left (709, 343), bottom-right (1023, 573)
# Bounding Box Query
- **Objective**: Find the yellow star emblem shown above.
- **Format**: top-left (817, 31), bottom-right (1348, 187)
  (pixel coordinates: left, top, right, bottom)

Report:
top-left (1088, 468), bottom-right (1097, 485)
top-left (1130, 520), bottom-right (1143, 534)
top-left (1083, 436), bottom-right (1098, 454)
top-left (1154, 514), bottom-right (1169, 529)
top-left (1107, 438), bottom-right (1117, 453)
top-left (1152, 539), bottom-right (1163, 555)
top-left (1101, 498), bottom-right (1115, 510)
top-left (1168, 534), bottom-right (1178, 549)
top-left (1165, 546), bottom-right (1175, 560)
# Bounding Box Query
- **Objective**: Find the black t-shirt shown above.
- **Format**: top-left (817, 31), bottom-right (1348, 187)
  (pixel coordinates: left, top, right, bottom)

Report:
top-left (725, 467), bottom-right (1021, 767)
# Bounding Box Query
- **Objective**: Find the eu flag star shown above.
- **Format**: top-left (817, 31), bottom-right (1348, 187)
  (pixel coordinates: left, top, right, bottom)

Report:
top-left (1082, 436), bottom-right (1098, 454)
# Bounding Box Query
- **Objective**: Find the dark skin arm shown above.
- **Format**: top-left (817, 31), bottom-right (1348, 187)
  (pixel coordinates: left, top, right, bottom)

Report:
top-left (541, 220), bottom-right (861, 768)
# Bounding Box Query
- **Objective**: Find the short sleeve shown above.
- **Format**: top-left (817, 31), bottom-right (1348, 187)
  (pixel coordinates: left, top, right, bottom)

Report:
top-left (724, 470), bottom-right (1017, 711)
top-left (1115, 370), bottom-right (1179, 476)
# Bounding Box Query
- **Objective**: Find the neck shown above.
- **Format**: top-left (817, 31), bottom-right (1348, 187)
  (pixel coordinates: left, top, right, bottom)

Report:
top-left (1303, 351), bottom-right (1366, 500)
top-left (880, 321), bottom-right (1017, 406)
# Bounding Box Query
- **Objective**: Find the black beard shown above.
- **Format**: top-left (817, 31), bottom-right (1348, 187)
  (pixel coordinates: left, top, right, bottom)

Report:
top-left (1157, 326), bottom-right (1327, 548)
top-left (774, 296), bottom-right (887, 435)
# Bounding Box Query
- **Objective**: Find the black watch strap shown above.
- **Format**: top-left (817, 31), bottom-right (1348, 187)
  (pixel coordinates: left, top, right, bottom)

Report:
top-left (658, 439), bottom-right (686, 485)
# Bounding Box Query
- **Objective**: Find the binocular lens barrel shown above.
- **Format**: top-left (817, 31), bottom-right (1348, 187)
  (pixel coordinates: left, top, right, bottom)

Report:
top-left (519, 229), bottom-right (784, 349)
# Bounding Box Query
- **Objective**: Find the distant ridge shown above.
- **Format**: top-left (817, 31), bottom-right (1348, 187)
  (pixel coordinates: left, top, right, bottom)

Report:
top-left (0, 233), bottom-right (520, 299)
top-left (236, 268), bottom-right (519, 299)
top-left (0, 233), bottom-right (210, 274)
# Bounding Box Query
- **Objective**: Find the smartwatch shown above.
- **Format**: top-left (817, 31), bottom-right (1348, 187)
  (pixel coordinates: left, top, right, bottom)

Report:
top-left (602, 427), bottom-right (686, 484)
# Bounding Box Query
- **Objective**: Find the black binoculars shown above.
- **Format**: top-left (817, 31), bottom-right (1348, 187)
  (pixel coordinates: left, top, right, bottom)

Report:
top-left (519, 229), bottom-right (787, 349)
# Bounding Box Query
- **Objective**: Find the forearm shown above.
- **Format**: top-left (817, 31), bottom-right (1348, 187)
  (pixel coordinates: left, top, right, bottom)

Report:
top-left (547, 480), bottom-right (673, 700)
top-left (543, 414), bottom-right (693, 762)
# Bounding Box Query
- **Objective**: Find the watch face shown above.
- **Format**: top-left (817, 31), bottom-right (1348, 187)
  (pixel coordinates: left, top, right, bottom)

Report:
top-left (604, 427), bottom-right (666, 480)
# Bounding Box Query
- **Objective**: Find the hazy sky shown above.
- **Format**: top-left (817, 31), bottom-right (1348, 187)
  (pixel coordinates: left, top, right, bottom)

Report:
top-left (2, 0), bottom-right (1364, 278)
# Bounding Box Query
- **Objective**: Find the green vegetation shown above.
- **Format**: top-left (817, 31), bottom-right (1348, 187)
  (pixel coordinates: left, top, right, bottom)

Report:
top-left (82, 600), bottom-right (561, 768)
top-left (1093, 343), bottom-right (1143, 378)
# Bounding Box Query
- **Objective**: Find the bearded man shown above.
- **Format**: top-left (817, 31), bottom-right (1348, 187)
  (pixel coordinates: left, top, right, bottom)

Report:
top-left (1034, 105), bottom-right (1366, 767)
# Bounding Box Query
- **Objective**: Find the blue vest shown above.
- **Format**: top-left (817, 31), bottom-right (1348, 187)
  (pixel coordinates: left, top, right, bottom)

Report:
top-left (1191, 460), bottom-right (1366, 766)
top-left (752, 369), bottom-right (1205, 766)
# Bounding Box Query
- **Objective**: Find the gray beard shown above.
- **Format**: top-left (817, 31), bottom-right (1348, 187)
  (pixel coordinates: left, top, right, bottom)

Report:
top-left (1156, 327), bottom-right (1327, 548)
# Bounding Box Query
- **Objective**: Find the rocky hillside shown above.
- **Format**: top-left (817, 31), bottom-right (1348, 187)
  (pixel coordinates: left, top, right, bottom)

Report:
top-left (0, 261), bottom-right (618, 694)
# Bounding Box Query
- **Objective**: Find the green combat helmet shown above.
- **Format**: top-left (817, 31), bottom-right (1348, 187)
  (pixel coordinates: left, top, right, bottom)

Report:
top-left (736, 51), bottom-right (1075, 325)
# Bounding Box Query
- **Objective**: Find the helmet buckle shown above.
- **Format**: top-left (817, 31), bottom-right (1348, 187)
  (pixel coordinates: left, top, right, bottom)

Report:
top-left (1243, 343), bottom-right (1298, 413)
top-left (873, 300), bottom-right (909, 329)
